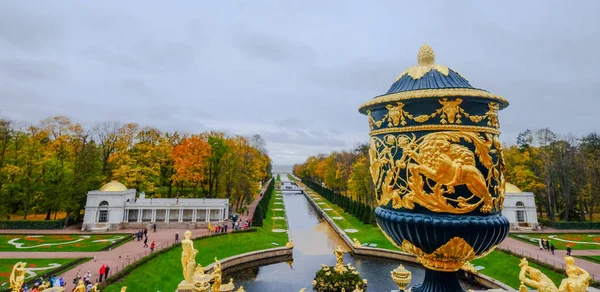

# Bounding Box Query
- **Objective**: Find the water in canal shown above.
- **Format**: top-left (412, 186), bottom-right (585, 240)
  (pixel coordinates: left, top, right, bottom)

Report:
top-left (226, 174), bottom-right (479, 291)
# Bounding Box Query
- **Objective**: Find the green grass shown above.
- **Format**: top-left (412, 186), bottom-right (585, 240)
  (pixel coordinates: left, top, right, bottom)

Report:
top-left (269, 190), bottom-right (287, 231)
top-left (103, 187), bottom-right (288, 292)
top-left (510, 233), bottom-right (600, 250)
top-left (576, 255), bottom-right (600, 264)
top-left (0, 258), bottom-right (81, 285)
top-left (276, 174), bottom-right (281, 181)
top-left (0, 234), bottom-right (131, 252)
top-left (287, 174), bottom-right (296, 181)
top-left (472, 250), bottom-right (564, 289)
top-left (301, 185), bottom-right (399, 251)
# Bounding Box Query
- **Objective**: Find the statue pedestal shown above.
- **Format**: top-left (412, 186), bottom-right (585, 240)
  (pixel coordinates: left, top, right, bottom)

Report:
top-left (176, 281), bottom-right (194, 292)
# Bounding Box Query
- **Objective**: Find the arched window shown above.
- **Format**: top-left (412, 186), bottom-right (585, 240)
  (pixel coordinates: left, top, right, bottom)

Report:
top-left (98, 201), bottom-right (109, 223)
top-left (515, 201), bottom-right (526, 223)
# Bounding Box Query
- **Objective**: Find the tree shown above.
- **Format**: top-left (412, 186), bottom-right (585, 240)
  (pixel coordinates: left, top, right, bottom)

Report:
top-left (172, 135), bottom-right (211, 197)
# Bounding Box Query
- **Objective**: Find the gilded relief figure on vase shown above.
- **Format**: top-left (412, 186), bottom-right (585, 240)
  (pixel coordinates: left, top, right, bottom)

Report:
top-left (359, 44), bottom-right (510, 292)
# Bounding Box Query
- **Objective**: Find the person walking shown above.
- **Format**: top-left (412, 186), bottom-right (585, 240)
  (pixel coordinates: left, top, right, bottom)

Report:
top-left (104, 265), bottom-right (110, 281)
top-left (98, 265), bottom-right (105, 283)
top-left (153, 223), bottom-right (157, 232)
top-left (143, 236), bottom-right (148, 248)
top-left (550, 244), bottom-right (555, 255)
top-left (567, 246), bottom-right (572, 256)
top-left (144, 228), bottom-right (148, 237)
top-left (151, 241), bottom-right (156, 252)
top-left (175, 231), bottom-right (180, 243)
top-left (224, 224), bottom-right (228, 233)
top-left (538, 239), bottom-right (543, 250)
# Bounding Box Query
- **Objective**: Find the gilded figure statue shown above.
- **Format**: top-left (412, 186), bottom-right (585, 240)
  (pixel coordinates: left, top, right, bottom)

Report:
top-left (286, 240), bottom-right (294, 248)
top-left (10, 261), bottom-right (26, 292)
top-left (73, 279), bottom-right (86, 292)
top-left (181, 230), bottom-right (198, 283)
top-left (352, 238), bottom-right (361, 248)
top-left (333, 246), bottom-right (348, 273)
top-left (211, 257), bottom-right (223, 291)
top-left (91, 283), bottom-right (99, 292)
top-left (236, 286), bottom-right (246, 292)
top-left (519, 258), bottom-right (559, 292)
top-left (558, 257), bottom-right (590, 292)
top-left (120, 287), bottom-right (127, 292)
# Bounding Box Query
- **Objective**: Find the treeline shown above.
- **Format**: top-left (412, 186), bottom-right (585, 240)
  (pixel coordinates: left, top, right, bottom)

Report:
top-left (251, 178), bottom-right (275, 227)
top-left (293, 129), bottom-right (600, 223)
top-left (0, 116), bottom-right (272, 222)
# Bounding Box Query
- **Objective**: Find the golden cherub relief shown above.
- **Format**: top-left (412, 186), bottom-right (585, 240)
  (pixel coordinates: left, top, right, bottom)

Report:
top-left (369, 131), bottom-right (505, 214)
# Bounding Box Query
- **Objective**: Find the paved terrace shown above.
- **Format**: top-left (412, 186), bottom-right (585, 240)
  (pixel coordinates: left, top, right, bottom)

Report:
top-left (0, 184), bottom-right (267, 291)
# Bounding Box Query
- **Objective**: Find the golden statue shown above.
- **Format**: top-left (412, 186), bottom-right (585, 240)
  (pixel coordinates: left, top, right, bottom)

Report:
top-left (219, 278), bottom-right (236, 292)
top-left (208, 222), bottom-right (215, 233)
top-left (91, 283), bottom-right (99, 292)
top-left (558, 257), bottom-right (590, 292)
top-left (211, 257), bottom-right (223, 292)
top-left (352, 238), bottom-right (362, 248)
top-left (286, 240), bottom-right (294, 248)
top-left (73, 279), bottom-right (86, 292)
top-left (182, 230), bottom-right (198, 283)
top-left (10, 261), bottom-right (26, 292)
top-left (334, 246), bottom-right (348, 273)
top-left (236, 286), bottom-right (246, 292)
top-left (120, 287), bottom-right (127, 292)
top-left (461, 261), bottom-right (478, 274)
top-left (352, 283), bottom-right (364, 292)
top-left (520, 282), bottom-right (529, 292)
top-left (519, 258), bottom-right (559, 292)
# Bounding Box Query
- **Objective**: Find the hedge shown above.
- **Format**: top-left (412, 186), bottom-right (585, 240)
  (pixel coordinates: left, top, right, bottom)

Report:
top-left (251, 178), bottom-right (274, 227)
top-left (551, 221), bottom-right (600, 230)
top-left (301, 178), bottom-right (375, 225)
top-left (0, 219), bottom-right (64, 229)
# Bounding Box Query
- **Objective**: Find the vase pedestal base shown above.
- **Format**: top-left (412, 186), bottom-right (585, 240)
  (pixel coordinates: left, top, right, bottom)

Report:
top-left (411, 269), bottom-right (464, 292)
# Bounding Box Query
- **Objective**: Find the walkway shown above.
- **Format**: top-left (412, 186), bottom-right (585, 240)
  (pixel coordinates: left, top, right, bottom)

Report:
top-left (500, 237), bottom-right (600, 280)
top-left (1, 183), bottom-right (271, 291)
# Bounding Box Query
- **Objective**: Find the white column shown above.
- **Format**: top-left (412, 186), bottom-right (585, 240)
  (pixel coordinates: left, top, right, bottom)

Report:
top-left (224, 205), bottom-right (229, 220)
top-left (95, 210), bottom-right (98, 223)
top-left (192, 210), bottom-right (197, 222)
top-left (178, 209), bottom-right (183, 222)
top-left (205, 209), bottom-right (210, 222)
top-left (125, 209), bottom-right (129, 222)
top-left (151, 209), bottom-right (156, 222)
top-left (165, 209), bottom-right (170, 223)
top-left (219, 209), bottom-right (223, 222)
top-left (137, 209), bottom-right (142, 223)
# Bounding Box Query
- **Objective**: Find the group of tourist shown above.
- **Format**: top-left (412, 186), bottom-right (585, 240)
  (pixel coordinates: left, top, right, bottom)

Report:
top-left (19, 275), bottom-right (65, 291)
top-left (134, 228), bottom-right (156, 252)
top-left (539, 238), bottom-right (557, 255)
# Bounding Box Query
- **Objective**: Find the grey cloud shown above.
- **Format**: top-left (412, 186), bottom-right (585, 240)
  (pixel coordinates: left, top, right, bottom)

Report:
top-left (0, 2), bottom-right (64, 51)
top-left (0, 58), bottom-right (67, 81)
top-left (233, 28), bottom-right (317, 63)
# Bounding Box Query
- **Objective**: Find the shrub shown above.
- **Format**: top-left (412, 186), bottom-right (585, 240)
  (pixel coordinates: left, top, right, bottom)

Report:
top-left (0, 220), bottom-right (64, 229)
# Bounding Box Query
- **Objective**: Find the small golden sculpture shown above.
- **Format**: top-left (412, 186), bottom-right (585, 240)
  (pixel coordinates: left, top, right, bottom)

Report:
top-left (195, 263), bottom-right (205, 275)
top-left (559, 256), bottom-right (590, 292)
top-left (211, 257), bottom-right (223, 292)
top-left (219, 278), bottom-right (236, 292)
top-left (236, 286), bottom-right (246, 292)
top-left (298, 289), bottom-right (306, 292)
top-left (120, 287), bottom-right (127, 292)
top-left (182, 230), bottom-right (199, 283)
top-left (286, 240), bottom-right (294, 248)
top-left (352, 238), bottom-right (361, 248)
top-left (73, 279), bottom-right (86, 292)
top-left (391, 264), bottom-right (412, 291)
top-left (91, 283), bottom-right (99, 292)
top-left (333, 245), bottom-right (348, 273)
top-left (461, 261), bottom-right (478, 274)
top-left (519, 257), bottom-right (591, 292)
top-left (9, 261), bottom-right (26, 292)
top-left (519, 258), bottom-right (559, 292)
top-left (352, 283), bottom-right (364, 292)
top-left (208, 222), bottom-right (215, 233)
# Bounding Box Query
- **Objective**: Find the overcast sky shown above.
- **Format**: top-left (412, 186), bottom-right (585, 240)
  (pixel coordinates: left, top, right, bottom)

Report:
top-left (1, 1), bottom-right (598, 166)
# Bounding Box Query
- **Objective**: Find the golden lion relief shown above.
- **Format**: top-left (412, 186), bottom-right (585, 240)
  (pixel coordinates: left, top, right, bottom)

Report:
top-left (370, 131), bottom-right (505, 214)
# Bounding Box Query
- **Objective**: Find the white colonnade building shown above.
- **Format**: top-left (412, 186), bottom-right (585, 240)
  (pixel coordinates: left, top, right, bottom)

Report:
top-left (503, 182), bottom-right (539, 230)
top-left (82, 181), bottom-right (229, 232)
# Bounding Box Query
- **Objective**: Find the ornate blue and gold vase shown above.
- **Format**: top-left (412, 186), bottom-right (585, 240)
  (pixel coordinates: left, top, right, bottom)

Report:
top-left (359, 44), bottom-right (510, 292)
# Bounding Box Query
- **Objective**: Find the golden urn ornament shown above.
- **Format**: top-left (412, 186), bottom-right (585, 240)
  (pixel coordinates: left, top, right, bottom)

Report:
top-left (359, 44), bottom-right (510, 292)
top-left (391, 264), bottom-right (412, 291)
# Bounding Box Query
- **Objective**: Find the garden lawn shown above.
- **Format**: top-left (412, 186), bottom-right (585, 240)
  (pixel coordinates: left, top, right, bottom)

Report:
top-left (270, 190), bottom-right (287, 231)
top-left (472, 250), bottom-right (564, 289)
top-left (576, 255), bottom-right (600, 265)
top-left (0, 258), bottom-right (81, 285)
top-left (301, 185), bottom-right (399, 251)
top-left (103, 187), bottom-right (288, 292)
top-left (287, 174), bottom-right (296, 181)
top-left (0, 234), bottom-right (131, 252)
top-left (509, 233), bottom-right (600, 250)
